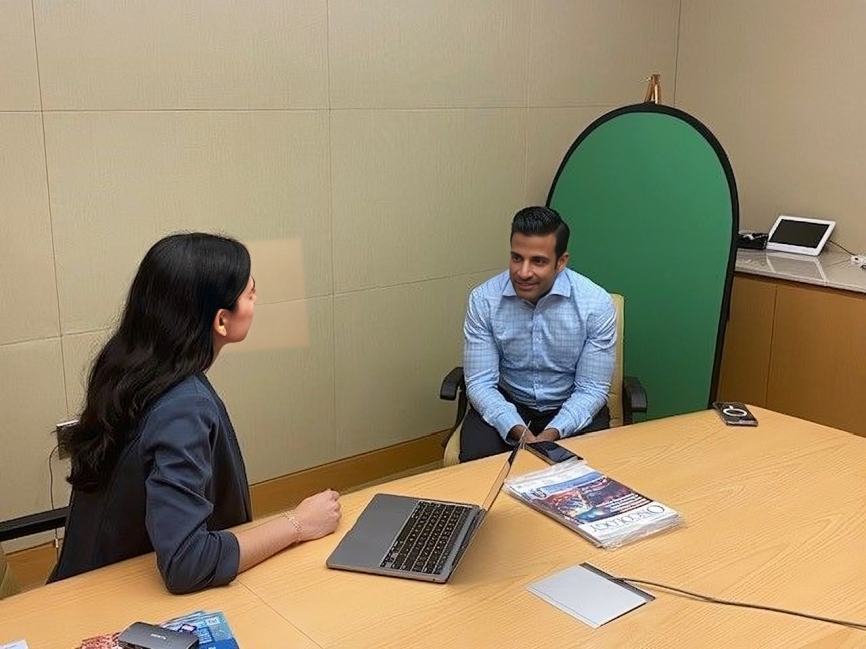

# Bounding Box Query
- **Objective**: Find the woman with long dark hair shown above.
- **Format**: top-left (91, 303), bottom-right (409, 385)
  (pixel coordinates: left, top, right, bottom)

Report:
top-left (51, 232), bottom-right (340, 594)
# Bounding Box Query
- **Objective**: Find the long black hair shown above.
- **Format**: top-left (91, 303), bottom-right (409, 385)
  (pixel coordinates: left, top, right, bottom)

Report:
top-left (64, 232), bottom-right (251, 491)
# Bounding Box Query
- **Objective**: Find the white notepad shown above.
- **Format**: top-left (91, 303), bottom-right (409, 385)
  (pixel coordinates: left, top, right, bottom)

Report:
top-left (527, 563), bottom-right (654, 628)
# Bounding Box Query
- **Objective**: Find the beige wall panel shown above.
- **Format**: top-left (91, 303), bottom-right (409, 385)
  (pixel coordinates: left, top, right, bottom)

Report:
top-left (208, 298), bottom-right (336, 483)
top-left (334, 271), bottom-right (495, 457)
top-left (331, 109), bottom-right (525, 293)
top-left (0, 339), bottom-right (68, 523)
top-left (43, 111), bottom-right (331, 334)
top-left (61, 329), bottom-right (110, 415)
top-left (0, 113), bottom-right (59, 345)
top-left (329, 0), bottom-right (530, 109)
top-left (0, 0), bottom-right (40, 110)
top-left (33, 0), bottom-right (328, 110)
top-left (525, 106), bottom-right (613, 204)
top-left (529, 0), bottom-right (680, 107)
top-left (246, 238), bottom-right (311, 307)
top-left (676, 0), bottom-right (866, 248)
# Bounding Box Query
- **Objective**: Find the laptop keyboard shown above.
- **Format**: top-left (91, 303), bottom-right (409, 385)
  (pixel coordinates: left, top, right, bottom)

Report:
top-left (380, 500), bottom-right (472, 575)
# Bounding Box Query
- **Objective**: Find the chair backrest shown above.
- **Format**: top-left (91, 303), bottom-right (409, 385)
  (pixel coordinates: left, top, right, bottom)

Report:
top-left (548, 103), bottom-right (737, 418)
top-left (0, 545), bottom-right (19, 599)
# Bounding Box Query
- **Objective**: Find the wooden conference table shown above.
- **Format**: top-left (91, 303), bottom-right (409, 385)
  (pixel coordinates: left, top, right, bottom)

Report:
top-left (2, 407), bottom-right (866, 648)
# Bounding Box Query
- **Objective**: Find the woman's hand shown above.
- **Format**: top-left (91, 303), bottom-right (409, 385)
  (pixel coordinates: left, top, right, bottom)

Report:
top-left (293, 489), bottom-right (342, 542)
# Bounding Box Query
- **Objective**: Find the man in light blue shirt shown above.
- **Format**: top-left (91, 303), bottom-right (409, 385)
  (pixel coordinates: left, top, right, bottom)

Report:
top-left (460, 206), bottom-right (616, 462)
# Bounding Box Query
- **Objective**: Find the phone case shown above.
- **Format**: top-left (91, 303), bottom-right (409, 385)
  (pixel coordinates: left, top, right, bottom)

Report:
top-left (712, 402), bottom-right (758, 426)
top-left (525, 441), bottom-right (582, 463)
top-left (525, 444), bottom-right (556, 464)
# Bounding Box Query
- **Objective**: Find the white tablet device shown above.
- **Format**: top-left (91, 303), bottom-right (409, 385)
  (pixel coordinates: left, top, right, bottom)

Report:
top-left (765, 215), bottom-right (836, 256)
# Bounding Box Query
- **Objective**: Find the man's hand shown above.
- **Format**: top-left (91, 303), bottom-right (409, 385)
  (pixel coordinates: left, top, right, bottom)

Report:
top-left (508, 424), bottom-right (536, 444)
top-left (535, 428), bottom-right (561, 442)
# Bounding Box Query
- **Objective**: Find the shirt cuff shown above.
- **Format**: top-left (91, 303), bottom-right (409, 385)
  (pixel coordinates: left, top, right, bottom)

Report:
top-left (547, 412), bottom-right (577, 439)
top-left (492, 410), bottom-right (525, 444)
top-left (214, 530), bottom-right (241, 586)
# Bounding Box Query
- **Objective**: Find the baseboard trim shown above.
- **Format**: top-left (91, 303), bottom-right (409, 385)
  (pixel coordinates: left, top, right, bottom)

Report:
top-left (250, 431), bottom-right (444, 518)
top-left (5, 432), bottom-right (445, 591)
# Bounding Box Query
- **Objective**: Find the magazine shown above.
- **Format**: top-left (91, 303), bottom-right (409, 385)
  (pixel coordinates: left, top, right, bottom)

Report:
top-left (505, 459), bottom-right (682, 548)
top-left (162, 610), bottom-right (239, 649)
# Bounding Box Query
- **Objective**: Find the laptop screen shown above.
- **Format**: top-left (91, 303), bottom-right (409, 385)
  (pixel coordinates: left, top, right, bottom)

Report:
top-left (450, 445), bottom-right (520, 574)
top-left (482, 446), bottom-right (519, 512)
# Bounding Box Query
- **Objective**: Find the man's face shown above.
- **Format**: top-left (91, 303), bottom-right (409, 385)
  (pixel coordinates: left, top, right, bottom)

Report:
top-left (509, 232), bottom-right (568, 304)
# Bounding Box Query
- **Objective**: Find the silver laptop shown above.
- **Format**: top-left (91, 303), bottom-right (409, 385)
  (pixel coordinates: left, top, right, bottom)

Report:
top-left (326, 446), bottom-right (518, 583)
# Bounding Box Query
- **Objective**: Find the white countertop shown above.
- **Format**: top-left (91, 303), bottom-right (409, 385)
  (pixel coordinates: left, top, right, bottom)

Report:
top-left (735, 249), bottom-right (866, 294)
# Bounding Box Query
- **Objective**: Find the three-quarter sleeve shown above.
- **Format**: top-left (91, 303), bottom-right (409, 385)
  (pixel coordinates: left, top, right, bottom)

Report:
top-left (140, 392), bottom-right (241, 594)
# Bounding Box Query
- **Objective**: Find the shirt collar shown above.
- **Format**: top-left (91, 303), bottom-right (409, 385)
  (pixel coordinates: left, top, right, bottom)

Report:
top-left (502, 269), bottom-right (571, 300)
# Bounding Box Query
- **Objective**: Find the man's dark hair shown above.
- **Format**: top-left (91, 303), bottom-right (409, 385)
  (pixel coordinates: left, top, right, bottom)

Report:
top-left (510, 206), bottom-right (570, 259)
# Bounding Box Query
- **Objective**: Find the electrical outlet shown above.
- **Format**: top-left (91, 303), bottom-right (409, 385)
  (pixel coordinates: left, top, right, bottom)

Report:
top-left (54, 420), bottom-right (78, 460)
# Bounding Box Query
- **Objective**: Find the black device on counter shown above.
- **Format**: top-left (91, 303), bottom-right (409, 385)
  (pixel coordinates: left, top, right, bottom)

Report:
top-left (737, 232), bottom-right (768, 250)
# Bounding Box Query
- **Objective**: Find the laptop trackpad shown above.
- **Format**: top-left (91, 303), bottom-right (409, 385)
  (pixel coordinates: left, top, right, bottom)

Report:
top-left (328, 493), bottom-right (417, 569)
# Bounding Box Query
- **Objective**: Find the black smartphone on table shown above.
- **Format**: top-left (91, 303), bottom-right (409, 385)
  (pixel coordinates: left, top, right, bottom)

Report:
top-left (525, 440), bottom-right (583, 464)
top-left (712, 401), bottom-right (759, 426)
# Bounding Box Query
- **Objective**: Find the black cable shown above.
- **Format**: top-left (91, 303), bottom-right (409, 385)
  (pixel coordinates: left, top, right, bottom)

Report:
top-left (620, 576), bottom-right (866, 631)
top-left (48, 444), bottom-right (57, 510)
top-left (48, 444), bottom-right (61, 558)
top-left (828, 239), bottom-right (855, 255)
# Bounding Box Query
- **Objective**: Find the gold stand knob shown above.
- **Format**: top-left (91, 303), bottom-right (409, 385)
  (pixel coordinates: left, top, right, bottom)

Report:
top-left (644, 74), bottom-right (661, 104)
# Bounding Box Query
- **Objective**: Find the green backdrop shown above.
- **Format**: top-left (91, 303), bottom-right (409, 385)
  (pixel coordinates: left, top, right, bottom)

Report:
top-left (548, 103), bottom-right (738, 419)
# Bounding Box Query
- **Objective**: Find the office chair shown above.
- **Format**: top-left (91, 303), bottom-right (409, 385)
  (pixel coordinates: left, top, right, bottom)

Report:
top-left (440, 293), bottom-right (646, 466)
top-left (548, 102), bottom-right (738, 419)
top-left (0, 507), bottom-right (68, 598)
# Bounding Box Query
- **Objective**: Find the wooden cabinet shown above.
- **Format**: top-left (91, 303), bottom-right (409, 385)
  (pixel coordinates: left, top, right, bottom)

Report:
top-left (717, 275), bottom-right (776, 407)
top-left (718, 274), bottom-right (866, 437)
top-left (767, 282), bottom-right (866, 436)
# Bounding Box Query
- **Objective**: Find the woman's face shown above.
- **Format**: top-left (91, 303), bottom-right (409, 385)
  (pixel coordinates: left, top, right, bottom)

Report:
top-left (228, 275), bottom-right (257, 342)
top-left (213, 276), bottom-right (257, 352)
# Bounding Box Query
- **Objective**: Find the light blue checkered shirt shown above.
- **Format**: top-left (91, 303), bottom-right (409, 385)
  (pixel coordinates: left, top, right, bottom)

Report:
top-left (463, 268), bottom-right (616, 441)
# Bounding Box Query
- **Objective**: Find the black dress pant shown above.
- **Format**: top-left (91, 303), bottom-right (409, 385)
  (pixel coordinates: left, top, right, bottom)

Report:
top-left (458, 395), bottom-right (610, 463)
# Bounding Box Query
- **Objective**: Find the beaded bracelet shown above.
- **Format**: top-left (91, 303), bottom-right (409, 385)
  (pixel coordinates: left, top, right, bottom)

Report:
top-left (284, 510), bottom-right (302, 542)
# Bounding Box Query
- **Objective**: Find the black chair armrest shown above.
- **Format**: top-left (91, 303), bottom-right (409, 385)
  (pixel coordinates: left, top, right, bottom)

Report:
top-left (0, 507), bottom-right (68, 543)
top-left (622, 375), bottom-right (648, 425)
top-left (440, 367), bottom-right (468, 447)
top-left (440, 367), bottom-right (465, 401)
